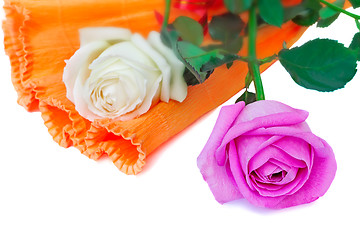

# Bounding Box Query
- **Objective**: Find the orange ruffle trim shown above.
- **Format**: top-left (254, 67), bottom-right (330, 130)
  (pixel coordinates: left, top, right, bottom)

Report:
top-left (3, 0), bottom-right (309, 174)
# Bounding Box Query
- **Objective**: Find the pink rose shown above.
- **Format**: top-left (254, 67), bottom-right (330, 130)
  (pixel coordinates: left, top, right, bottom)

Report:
top-left (197, 100), bottom-right (336, 209)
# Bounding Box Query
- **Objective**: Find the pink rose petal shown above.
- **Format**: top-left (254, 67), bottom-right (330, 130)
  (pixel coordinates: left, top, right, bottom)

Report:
top-left (272, 136), bottom-right (313, 167)
top-left (197, 102), bottom-right (245, 204)
top-left (215, 103), bottom-right (309, 166)
top-left (272, 139), bottom-right (336, 209)
top-left (234, 135), bottom-right (283, 172)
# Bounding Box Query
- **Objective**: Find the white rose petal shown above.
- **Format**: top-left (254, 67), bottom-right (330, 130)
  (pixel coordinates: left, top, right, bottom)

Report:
top-left (131, 33), bottom-right (172, 103)
top-left (63, 41), bottom-right (110, 102)
top-left (63, 27), bottom-right (188, 122)
top-left (79, 27), bottom-right (132, 45)
top-left (147, 31), bottom-right (187, 102)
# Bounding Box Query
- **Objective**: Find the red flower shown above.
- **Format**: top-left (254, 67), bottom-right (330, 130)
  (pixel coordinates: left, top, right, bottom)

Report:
top-left (173, 0), bottom-right (220, 11)
top-left (282, 0), bottom-right (302, 7)
top-left (174, 0), bottom-right (302, 11)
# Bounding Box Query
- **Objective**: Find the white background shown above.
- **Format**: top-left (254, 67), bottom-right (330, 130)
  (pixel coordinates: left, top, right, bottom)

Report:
top-left (1, 3), bottom-right (359, 240)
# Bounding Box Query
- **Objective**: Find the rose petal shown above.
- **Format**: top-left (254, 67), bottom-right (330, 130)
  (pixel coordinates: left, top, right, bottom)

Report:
top-left (84, 67), bottom-right (146, 118)
top-left (268, 150), bottom-right (307, 169)
top-left (90, 41), bottom-right (158, 73)
top-left (247, 144), bottom-right (307, 174)
top-left (272, 139), bottom-right (336, 209)
top-left (228, 143), bottom-right (287, 208)
top-left (251, 177), bottom-right (285, 191)
top-left (234, 100), bottom-right (309, 124)
top-left (256, 161), bottom-right (280, 177)
top-left (119, 75), bottom-right (162, 121)
top-left (272, 136), bottom-right (313, 167)
top-left (267, 159), bottom-right (291, 172)
top-left (276, 166), bottom-right (298, 184)
top-left (63, 40), bottom-right (110, 103)
top-left (248, 146), bottom-right (292, 174)
top-left (233, 135), bottom-right (283, 170)
top-left (66, 28), bottom-right (187, 122)
top-left (244, 142), bottom-right (312, 197)
top-left (252, 168), bottom-right (308, 197)
top-left (147, 31), bottom-right (187, 102)
top-left (216, 102), bottom-right (309, 165)
top-left (89, 57), bottom-right (129, 78)
top-left (73, 72), bottom-right (102, 121)
top-left (197, 102), bottom-right (245, 204)
top-left (243, 125), bottom-right (326, 151)
top-left (79, 27), bottom-right (132, 46)
top-left (244, 145), bottom-right (309, 197)
top-left (245, 145), bottom-right (284, 190)
top-left (131, 33), bottom-right (172, 102)
top-left (254, 164), bottom-right (298, 185)
top-left (79, 40), bottom-right (164, 120)
top-left (284, 167), bottom-right (310, 196)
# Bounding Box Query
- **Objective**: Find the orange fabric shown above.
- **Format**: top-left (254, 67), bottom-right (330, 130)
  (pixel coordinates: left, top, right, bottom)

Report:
top-left (3, 0), bottom-right (311, 174)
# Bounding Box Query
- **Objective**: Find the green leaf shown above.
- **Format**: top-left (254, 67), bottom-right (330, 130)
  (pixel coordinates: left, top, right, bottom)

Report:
top-left (292, 10), bottom-right (319, 26)
top-left (319, 0), bottom-right (344, 19)
top-left (224, 0), bottom-right (253, 14)
top-left (235, 90), bottom-right (256, 105)
top-left (258, 0), bottom-right (284, 27)
top-left (200, 54), bottom-right (240, 72)
top-left (317, 0), bottom-right (344, 28)
top-left (279, 39), bottom-right (358, 92)
top-left (201, 36), bottom-right (243, 54)
top-left (173, 16), bottom-right (204, 46)
top-left (284, 6), bottom-right (306, 23)
top-left (209, 13), bottom-right (245, 42)
top-left (349, 32), bottom-right (360, 60)
top-left (208, 13), bottom-right (244, 53)
top-left (317, 13), bottom-right (340, 28)
top-left (224, 37), bottom-right (243, 53)
top-left (177, 41), bottom-right (220, 84)
top-left (292, 0), bottom-right (322, 26)
top-left (183, 68), bottom-right (205, 86)
top-left (160, 28), bottom-right (179, 49)
top-left (349, 0), bottom-right (360, 8)
top-left (226, 62), bottom-right (234, 69)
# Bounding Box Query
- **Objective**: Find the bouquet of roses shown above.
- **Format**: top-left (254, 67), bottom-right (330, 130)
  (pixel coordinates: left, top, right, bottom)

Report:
top-left (3, 0), bottom-right (359, 209)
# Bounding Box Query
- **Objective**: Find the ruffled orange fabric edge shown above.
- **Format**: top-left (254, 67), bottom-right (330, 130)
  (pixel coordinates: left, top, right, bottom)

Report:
top-left (3, 2), bottom-right (38, 111)
top-left (3, 0), bottom-right (328, 175)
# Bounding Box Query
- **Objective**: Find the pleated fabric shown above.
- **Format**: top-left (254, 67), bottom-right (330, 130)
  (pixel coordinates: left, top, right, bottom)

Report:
top-left (3, 0), bottom-right (308, 174)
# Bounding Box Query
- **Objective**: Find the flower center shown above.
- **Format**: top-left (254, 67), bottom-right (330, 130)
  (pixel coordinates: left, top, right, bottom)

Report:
top-left (267, 171), bottom-right (287, 182)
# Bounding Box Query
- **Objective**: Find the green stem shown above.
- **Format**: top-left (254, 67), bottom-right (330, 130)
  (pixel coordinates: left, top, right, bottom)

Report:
top-left (162, 0), bottom-right (172, 29)
top-left (356, 19), bottom-right (360, 31)
top-left (258, 54), bottom-right (278, 65)
top-left (248, 5), bottom-right (265, 101)
top-left (319, 0), bottom-right (360, 20)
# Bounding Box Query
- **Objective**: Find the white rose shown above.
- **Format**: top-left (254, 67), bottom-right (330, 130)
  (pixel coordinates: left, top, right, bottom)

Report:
top-left (63, 27), bottom-right (187, 121)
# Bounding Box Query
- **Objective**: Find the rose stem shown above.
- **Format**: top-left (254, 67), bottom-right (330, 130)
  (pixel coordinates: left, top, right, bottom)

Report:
top-left (356, 19), bottom-right (360, 31)
top-left (248, 4), bottom-right (265, 101)
top-left (319, 0), bottom-right (360, 20)
top-left (162, 0), bottom-right (172, 29)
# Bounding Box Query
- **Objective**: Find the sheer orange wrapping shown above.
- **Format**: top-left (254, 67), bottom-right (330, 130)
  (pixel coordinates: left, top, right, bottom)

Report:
top-left (3, 0), bottom-right (311, 174)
